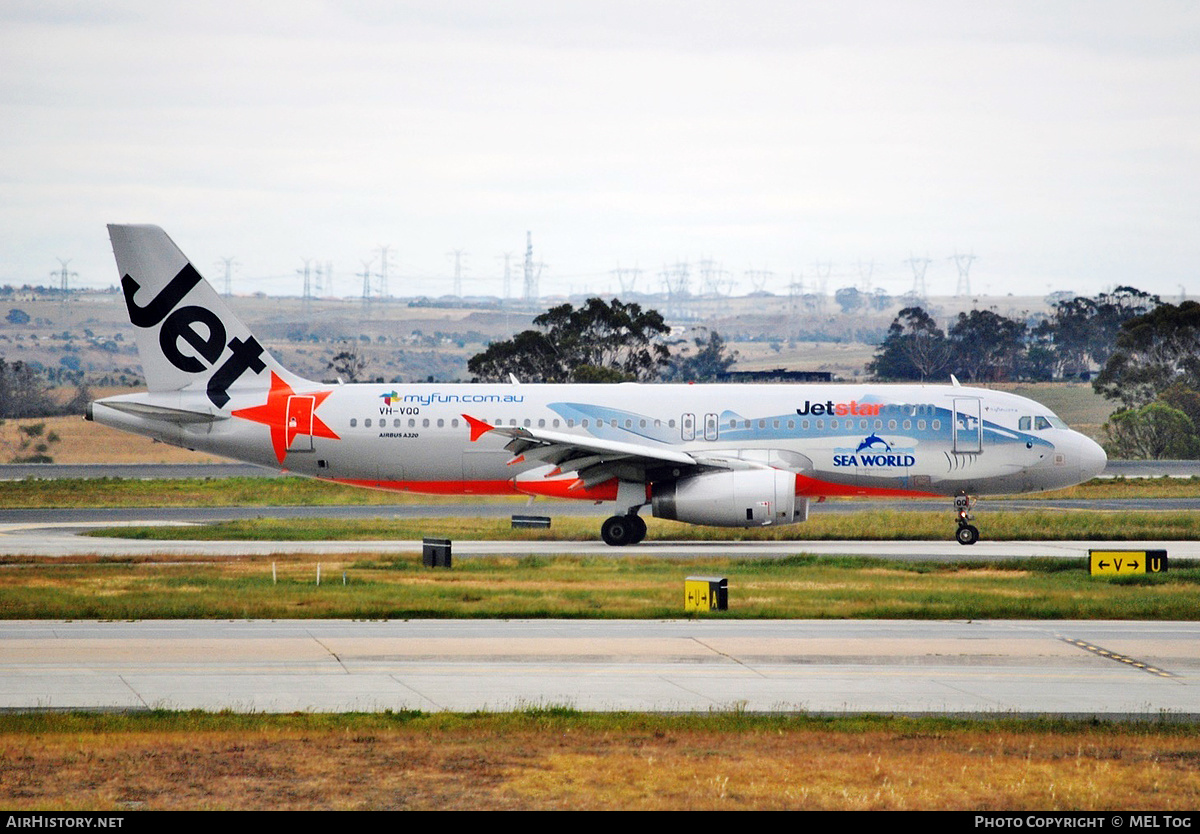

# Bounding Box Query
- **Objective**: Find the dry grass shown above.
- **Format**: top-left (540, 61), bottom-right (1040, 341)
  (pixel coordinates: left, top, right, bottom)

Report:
top-left (2, 714), bottom-right (1197, 810)
top-left (0, 414), bottom-right (230, 464)
top-left (4, 552), bottom-right (1199, 621)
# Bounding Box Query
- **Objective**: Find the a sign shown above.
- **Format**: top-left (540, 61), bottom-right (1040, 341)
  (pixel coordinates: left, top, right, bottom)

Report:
top-left (1089, 549), bottom-right (1168, 576)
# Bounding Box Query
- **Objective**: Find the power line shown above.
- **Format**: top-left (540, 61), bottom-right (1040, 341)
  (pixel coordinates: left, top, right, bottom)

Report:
top-left (950, 252), bottom-right (977, 297)
top-left (447, 249), bottom-right (468, 297)
top-left (51, 258), bottom-right (77, 295)
top-left (215, 257), bottom-right (238, 297)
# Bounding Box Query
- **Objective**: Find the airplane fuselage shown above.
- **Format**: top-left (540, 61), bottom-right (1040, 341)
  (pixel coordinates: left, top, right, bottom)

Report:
top-left (89, 224), bottom-right (1108, 546)
top-left (93, 379), bottom-right (1101, 500)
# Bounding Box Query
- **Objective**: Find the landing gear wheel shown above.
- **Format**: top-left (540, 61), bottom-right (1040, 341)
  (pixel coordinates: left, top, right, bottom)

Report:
top-left (601, 515), bottom-right (635, 547)
top-left (628, 514), bottom-right (647, 544)
top-left (953, 490), bottom-right (979, 545)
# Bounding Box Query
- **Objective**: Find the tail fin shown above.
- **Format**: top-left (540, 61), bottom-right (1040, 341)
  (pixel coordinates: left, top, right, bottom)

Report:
top-left (108, 224), bottom-right (305, 408)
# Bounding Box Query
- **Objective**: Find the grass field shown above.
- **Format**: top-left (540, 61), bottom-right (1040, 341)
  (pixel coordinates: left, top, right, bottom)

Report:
top-left (3, 552), bottom-right (1198, 621)
top-left (3, 712), bottom-right (1198, 810)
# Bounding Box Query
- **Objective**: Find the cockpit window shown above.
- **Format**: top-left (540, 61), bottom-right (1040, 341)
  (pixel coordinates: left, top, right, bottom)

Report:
top-left (1020, 415), bottom-right (1069, 431)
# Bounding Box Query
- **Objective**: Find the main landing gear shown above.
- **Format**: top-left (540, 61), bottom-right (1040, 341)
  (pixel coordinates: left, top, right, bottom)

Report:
top-left (601, 513), bottom-right (647, 547)
top-left (954, 491), bottom-right (979, 545)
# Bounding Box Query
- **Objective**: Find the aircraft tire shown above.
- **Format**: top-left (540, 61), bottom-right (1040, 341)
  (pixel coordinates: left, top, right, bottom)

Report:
top-left (955, 524), bottom-right (980, 546)
top-left (628, 514), bottom-right (647, 544)
top-left (601, 515), bottom-right (635, 547)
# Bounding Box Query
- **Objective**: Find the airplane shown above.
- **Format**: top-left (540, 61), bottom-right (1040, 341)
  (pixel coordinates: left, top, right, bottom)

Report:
top-left (88, 225), bottom-right (1108, 546)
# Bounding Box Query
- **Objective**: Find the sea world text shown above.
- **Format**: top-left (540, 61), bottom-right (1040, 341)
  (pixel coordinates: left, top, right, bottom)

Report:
top-left (834, 453), bottom-right (916, 467)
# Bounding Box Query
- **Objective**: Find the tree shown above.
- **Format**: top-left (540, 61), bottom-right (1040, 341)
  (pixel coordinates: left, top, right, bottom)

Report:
top-left (868, 307), bottom-right (951, 381)
top-left (663, 329), bottom-right (739, 382)
top-left (1035, 286), bottom-right (1159, 378)
top-left (834, 286), bottom-right (864, 314)
top-left (326, 344), bottom-right (370, 383)
top-left (469, 298), bottom-right (671, 383)
top-left (5, 309), bottom-right (29, 325)
top-left (1103, 402), bottom-right (1200, 460)
top-left (947, 309), bottom-right (1026, 383)
top-left (1093, 301), bottom-right (1200, 407)
top-left (1158, 382), bottom-right (1200, 431)
top-left (0, 359), bottom-right (58, 418)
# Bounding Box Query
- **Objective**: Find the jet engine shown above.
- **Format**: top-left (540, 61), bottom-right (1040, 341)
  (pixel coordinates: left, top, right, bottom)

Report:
top-left (651, 469), bottom-right (808, 528)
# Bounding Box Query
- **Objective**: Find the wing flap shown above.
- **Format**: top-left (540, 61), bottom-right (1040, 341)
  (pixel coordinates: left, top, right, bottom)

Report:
top-left (464, 413), bottom-right (701, 481)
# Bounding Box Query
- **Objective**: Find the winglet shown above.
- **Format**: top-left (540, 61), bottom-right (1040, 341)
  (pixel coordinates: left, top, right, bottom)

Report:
top-left (463, 413), bottom-right (493, 442)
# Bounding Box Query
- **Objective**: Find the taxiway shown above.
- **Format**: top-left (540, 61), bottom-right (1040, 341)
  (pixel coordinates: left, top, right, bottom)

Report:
top-left (1, 619), bottom-right (1196, 716)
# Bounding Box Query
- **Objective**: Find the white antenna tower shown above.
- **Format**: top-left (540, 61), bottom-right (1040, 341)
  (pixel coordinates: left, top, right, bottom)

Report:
top-left (448, 249), bottom-right (467, 297)
top-left (375, 245), bottom-right (393, 299)
top-left (499, 252), bottom-right (513, 302)
top-left (523, 232), bottom-right (544, 301)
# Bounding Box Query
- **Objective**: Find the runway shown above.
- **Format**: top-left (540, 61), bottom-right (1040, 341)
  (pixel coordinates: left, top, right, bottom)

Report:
top-left (3, 499), bottom-right (1197, 717)
top-left (2, 619), bottom-right (1197, 716)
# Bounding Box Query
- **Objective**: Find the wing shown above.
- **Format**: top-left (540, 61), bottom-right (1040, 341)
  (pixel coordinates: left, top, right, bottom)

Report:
top-left (464, 413), bottom-right (721, 488)
top-left (461, 413), bottom-right (815, 489)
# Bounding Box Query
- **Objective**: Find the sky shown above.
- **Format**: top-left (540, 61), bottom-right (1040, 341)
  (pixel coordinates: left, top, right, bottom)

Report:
top-left (2, 0), bottom-right (1198, 301)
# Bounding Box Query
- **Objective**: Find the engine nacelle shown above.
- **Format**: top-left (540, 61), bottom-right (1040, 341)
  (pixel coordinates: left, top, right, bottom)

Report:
top-left (651, 469), bottom-right (809, 528)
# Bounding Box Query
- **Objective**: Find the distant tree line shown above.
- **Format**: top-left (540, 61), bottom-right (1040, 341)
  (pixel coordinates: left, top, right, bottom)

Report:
top-left (868, 287), bottom-right (1200, 459)
top-left (1092, 301), bottom-right (1200, 459)
top-left (868, 287), bottom-right (1160, 385)
top-left (467, 297), bottom-right (737, 384)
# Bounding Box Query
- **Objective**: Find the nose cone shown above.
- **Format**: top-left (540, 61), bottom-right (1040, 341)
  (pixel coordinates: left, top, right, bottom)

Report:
top-left (1078, 433), bottom-right (1108, 481)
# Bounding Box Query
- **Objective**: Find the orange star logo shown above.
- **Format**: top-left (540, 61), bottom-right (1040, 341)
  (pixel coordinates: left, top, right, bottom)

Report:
top-left (231, 372), bottom-right (340, 464)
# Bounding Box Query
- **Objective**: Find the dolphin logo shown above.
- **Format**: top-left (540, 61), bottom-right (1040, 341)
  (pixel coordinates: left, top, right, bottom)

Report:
top-left (856, 433), bottom-right (892, 453)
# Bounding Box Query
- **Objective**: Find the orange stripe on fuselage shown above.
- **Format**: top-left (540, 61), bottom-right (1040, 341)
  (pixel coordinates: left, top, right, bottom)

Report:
top-left (331, 475), bottom-right (938, 501)
top-left (793, 473), bottom-right (941, 498)
top-left (329, 477), bottom-right (628, 502)
top-left (514, 477), bottom-right (622, 501)
top-left (332, 478), bottom-right (519, 495)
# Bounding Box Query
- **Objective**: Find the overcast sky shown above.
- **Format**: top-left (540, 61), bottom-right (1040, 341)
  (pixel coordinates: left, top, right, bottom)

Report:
top-left (2, 1), bottom-right (1198, 301)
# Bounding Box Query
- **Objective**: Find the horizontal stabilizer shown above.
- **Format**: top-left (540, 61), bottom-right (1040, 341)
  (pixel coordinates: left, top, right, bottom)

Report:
top-left (91, 399), bottom-right (226, 425)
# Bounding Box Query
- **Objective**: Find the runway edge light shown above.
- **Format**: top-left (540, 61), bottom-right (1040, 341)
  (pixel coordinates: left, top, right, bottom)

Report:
top-left (1089, 549), bottom-right (1168, 577)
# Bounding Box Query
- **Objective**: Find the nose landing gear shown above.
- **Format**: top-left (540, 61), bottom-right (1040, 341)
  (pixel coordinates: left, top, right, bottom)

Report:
top-left (954, 491), bottom-right (979, 545)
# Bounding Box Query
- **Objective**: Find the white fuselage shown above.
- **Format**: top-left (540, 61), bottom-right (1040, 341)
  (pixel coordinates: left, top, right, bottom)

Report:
top-left (89, 223), bottom-right (1109, 544)
top-left (92, 380), bottom-right (1106, 501)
